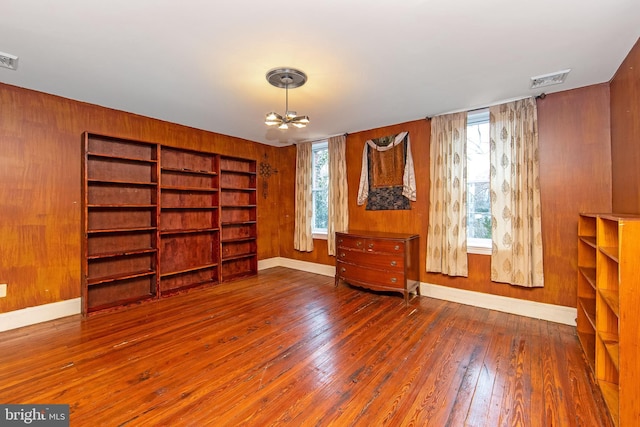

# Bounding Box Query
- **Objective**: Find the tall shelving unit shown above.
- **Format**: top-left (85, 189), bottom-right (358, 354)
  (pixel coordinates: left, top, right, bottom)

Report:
top-left (594, 214), bottom-right (640, 427)
top-left (81, 133), bottom-right (159, 315)
top-left (219, 156), bottom-right (258, 281)
top-left (159, 146), bottom-right (220, 294)
top-left (577, 213), bottom-right (598, 371)
top-left (82, 134), bottom-right (257, 315)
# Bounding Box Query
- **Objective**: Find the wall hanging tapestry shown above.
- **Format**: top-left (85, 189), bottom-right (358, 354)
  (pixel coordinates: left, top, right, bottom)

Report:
top-left (357, 131), bottom-right (416, 210)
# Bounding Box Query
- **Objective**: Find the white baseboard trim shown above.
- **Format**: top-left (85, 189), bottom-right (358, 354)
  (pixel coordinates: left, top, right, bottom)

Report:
top-left (259, 257), bottom-right (335, 277)
top-left (421, 282), bottom-right (577, 326)
top-left (0, 298), bottom-right (81, 332)
top-left (0, 260), bottom-right (575, 332)
top-left (257, 257), bottom-right (282, 271)
top-left (260, 257), bottom-right (576, 326)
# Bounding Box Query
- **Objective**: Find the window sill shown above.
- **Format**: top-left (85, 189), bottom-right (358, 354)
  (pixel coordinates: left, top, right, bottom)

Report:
top-left (467, 238), bottom-right (491, 255)
top-left (467, 245), bottom-right (491, 255)
top-left (313, 232), bottom-right (328, 240)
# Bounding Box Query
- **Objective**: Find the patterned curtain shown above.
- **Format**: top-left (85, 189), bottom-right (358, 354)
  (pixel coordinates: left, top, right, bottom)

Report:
top-left (293, 142), bottom-right (314, 252)
top-left (426, 112), bottom-right (468, 277)
top-left (327, 135), bottom-right (348, 256)
top-left (489, 98), bottom-right (544, 287)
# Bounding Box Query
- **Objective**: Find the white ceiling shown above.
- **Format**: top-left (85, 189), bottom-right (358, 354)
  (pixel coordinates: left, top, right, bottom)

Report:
top-left (1, 0), bottom-right (639, 146)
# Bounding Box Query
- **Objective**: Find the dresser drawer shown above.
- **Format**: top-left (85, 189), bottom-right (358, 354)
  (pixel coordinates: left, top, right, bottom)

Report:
top-left (336, 260), bottom-right (404, 290)
top-left (337, 249), bottom-right (405, 272)
top-left (336, 234), bottom-right (405, 254)
top-left (335, 231), bottom-right (419, 304)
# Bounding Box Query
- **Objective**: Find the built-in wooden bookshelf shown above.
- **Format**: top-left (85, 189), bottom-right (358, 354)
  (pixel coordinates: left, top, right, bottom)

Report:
top-left (577, 213), bottom-right (598, 372)
top-left (82, 133), bottom-right (257, 315)
top-left (591, 214), bottom-right (640, 427)
top-left (81, 133), bottom-right (159, 315)
top-left (219, 156), bottom-right (257, 281)
top-left (159, 146), bottom-right (220, 295)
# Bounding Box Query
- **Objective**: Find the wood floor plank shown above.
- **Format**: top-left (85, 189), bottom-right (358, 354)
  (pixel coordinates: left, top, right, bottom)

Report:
top-left (396, 303), bottom-right (493, 426)
top-left (463, 310), bottom-right (513, 427)
top-left (0, 267), bottom-right (611, 426)
top-left (443, 308), bottom-right (498, 427)
top-left (297, 301), bottom-right (446, 425)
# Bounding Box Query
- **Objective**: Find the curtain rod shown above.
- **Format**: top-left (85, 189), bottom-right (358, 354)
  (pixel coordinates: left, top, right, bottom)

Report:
top-left (425, 93), bottom-right (546, 120)
top-left (298, 132), bottom-right (349, 144)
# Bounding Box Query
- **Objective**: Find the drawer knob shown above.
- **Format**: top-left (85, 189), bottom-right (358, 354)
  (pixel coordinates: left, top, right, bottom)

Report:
top-left (338, 238), bottom-right (343, 243)
top-left (356, 241), bottom-right (363, 247)
top-left (390, 260), bottom-right (397, 266)
top-left (390, 277), bottom-right (397, 283)
top-left (341, 267), bottom-right (346, 273)
top-left (394, 245), bottom-right (400, 250)
top-left (368, 243), bottom-right (374, 249)
top-left (340, 252), bottom-right (346, 257)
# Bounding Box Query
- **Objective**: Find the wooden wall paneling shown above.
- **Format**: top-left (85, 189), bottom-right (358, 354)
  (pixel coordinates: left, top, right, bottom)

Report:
top-left (277, 87), bottom-right (612, 308)
top-left (427, 86), bottom-right (612, 307)
top-left (0, 83), bottom-right (278, 314)
top-left (0, 88), bottom-right (82, 313)
top-left (256, 146), bottom-right (284, 260)
top-left (275, 144), bottom-right (336, 266)
top-left (277, 121), bottom-right (430, 268)
top-left (535, 86), bottom-right (612, 306)
top-left (610, 38), bottom-right (640, 214)
top-left (345, 121), bottom-right (431, 239)
top-left (0, 47), bottom-right (627, 314)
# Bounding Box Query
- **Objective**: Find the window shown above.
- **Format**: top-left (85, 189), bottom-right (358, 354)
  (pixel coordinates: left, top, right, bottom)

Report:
top-left (311, 141), bottom-right (329, 237)
top-left (466, 109), bottom-right (491, 254)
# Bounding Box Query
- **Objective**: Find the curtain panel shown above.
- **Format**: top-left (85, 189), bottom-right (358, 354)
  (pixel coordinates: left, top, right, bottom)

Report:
top-left (426, 112), bottom-right (468, 277)
top-left (293, 142), bottom-right (314, 252)
top-left (327, 135), bottom-right (349, 256)
top-left (489, 97), bottom-right (544, 287)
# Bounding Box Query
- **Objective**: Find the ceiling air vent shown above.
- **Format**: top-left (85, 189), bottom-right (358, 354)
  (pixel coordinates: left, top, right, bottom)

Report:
top-left (0, 51), bottom-right (19, 70)
top-left (530, 69), bottom-right (570, 89)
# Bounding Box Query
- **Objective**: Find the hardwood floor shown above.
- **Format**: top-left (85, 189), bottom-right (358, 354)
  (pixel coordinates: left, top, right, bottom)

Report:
top-left (0, 267), bottom-right (612, 426)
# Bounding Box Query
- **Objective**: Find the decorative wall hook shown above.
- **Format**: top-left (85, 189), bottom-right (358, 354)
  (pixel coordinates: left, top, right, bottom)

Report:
top-left (259, 153), bottom-right (278, 199)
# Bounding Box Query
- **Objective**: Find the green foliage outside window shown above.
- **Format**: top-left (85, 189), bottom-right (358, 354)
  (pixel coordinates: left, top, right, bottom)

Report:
top-left (312, 145), bottom-right (329, 232)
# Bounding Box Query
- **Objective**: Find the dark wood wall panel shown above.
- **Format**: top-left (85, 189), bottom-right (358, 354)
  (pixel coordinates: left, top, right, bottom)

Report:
top-left (0, 59), bottom-right (624, 313)
top-left (429, 86), bottom-right (611, 307)
top-left (611, 38), bottom-right (640, 213)
top-left (0, 83), bottom-right (280, 313)
top-left (281, 87), bottom-right (612, 307)
top-left (276, 145), bottom-right (335, 266)
top-left (346, 121), bottom-right (431, 241)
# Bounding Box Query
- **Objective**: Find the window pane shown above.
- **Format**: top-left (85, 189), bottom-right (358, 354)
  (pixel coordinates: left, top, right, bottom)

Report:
top-left (467, 111), bottom-right (491, 243)
top-left (468, 181), bottom-right (491, 239)
top-left (313, 188), bottom-right (328, 230)
top-left (312, 142), bottom-right (329, 233)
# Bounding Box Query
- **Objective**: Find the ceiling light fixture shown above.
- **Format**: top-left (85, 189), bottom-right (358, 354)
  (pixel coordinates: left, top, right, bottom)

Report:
top-left (265, 68), bottom-right (310, 130)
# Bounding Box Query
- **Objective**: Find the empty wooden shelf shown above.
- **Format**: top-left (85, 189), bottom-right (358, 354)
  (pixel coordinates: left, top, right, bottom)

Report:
top-left (82, 133), bottom-right (258, 315)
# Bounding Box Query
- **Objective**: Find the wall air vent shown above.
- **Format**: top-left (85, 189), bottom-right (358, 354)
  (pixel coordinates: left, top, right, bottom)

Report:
top-left (530, 69), bottom-right (570, 89)
top-left (0, 51), bottom-right (19, 70)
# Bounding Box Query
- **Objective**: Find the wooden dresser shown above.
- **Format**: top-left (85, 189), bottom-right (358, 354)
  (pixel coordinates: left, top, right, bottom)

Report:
top-left (335, 230), bottom-right (420, 304)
